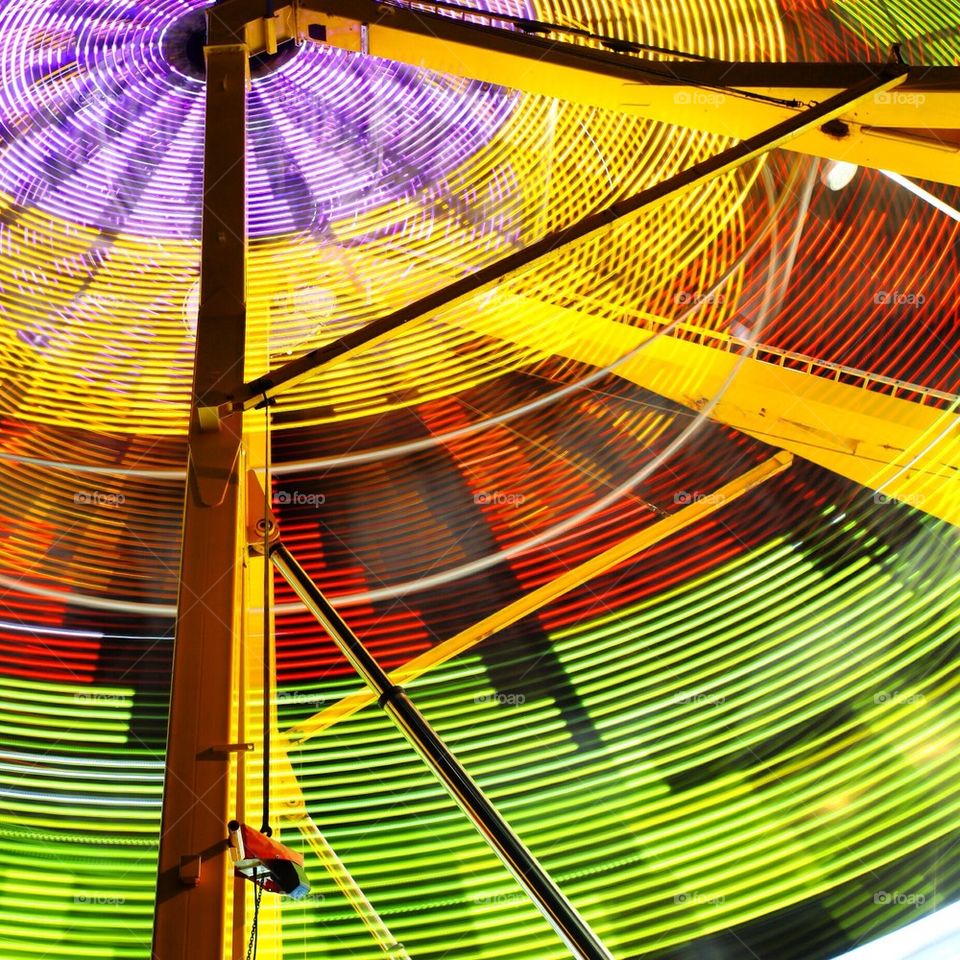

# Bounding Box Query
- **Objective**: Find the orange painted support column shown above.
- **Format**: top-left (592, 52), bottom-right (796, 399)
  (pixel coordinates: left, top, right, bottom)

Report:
top-left (152, 39), bottom-right (250, 960)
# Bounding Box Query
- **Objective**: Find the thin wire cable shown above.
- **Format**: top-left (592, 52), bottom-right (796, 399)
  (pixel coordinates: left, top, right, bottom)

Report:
top-left (390, 0), bottom-right (808, 106)
top-left (392, 0), bottom-right (716, 60)
top-left (260, 400), bottom-right (274, 837)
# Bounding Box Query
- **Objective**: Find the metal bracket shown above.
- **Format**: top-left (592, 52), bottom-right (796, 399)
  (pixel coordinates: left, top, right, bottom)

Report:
top-left (196, 403), bottom-right (222, 433)
top-left (264, 13), bottom-right (279, 54)
top-left (188, 411), bottom-right (243, 508)
top-left (246, 469), bottom-right (279, 552)
top-left (205, 742), bottom-right (255, 757)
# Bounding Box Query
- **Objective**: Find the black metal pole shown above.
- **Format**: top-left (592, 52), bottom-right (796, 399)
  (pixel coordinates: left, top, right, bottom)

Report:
top-left (270, 541), bottom-right (614, 960)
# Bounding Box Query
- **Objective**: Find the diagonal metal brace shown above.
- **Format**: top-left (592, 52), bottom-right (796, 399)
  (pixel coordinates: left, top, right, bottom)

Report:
top-left (269, 539), bottom-right (616, 960)
top-left (208, 65), bottom-right (907, 422)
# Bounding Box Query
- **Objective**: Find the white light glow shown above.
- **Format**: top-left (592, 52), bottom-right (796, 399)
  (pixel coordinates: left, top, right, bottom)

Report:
top-left (822, 160), bottom-right (859, 191)
top-left (829, 903), bottom-right (960, 960)
top-left (882, 169), bottom-right (960, 222)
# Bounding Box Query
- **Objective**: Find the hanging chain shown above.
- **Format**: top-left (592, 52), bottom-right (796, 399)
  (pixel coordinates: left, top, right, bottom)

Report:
top-left (260, 397), bottom-right (273, 837)
top-left (245, 874), bottom-right (264, 960)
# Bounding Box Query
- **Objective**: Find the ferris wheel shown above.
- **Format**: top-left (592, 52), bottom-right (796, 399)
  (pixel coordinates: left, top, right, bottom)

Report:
top-left (0, 1), bottom-right (958, 959)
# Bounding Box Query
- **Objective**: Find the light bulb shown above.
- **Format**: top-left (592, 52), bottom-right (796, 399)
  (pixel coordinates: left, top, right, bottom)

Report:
top-left (821, 160), bottom-right (859, 191)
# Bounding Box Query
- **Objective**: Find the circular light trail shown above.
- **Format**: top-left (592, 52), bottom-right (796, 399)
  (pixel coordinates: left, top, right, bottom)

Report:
top-left (0, 1), bottom-right (958, 960)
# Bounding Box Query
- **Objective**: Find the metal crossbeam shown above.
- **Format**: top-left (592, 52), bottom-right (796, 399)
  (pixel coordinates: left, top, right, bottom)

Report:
top-left (215, 66), bottom-right (907, 417)
top-left (283, 451), bottom-right (794, 745)
top-left (209, 0), bottom-right (960, 185)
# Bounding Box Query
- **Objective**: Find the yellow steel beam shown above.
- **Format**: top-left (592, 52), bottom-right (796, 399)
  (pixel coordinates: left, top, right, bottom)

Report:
top-left (284, 451), bottom-right (793, 745)
top-left (309, 1), bottom-right (960, 185)
top-left (227, 67), bottom-right (907, 416)
top-left (210, 0), bottom-right (960, 185)
top-left (456, 296), bottom-right (960, 525)
top-left (152, 41), bottom-right (250, 960)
